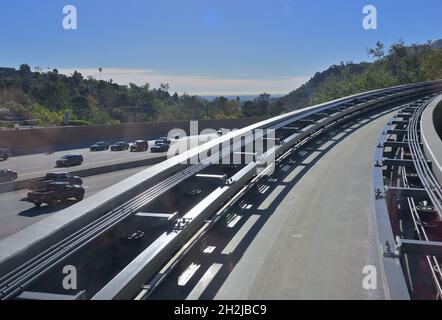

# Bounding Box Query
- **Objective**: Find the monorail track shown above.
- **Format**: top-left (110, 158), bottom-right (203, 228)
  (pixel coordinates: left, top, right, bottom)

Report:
top-left (1, 81), bottom-right (442, 300)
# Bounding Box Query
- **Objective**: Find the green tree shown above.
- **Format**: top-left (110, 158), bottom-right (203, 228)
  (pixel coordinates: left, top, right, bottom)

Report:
top-left (19, 64), bottom-right (31, 77)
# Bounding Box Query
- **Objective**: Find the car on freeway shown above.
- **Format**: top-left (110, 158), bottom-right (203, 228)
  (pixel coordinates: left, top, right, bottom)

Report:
top-left (110, 141), bottom-right (130, 151)
top-left (90, 141), bottom-right (110, 151)
top-left (155, 137), bottom-right (171, 145)
top-left (151, 143), bottom-right (170, 153)
top-left (29, 172), bottom-right (83, 190)
top-left (27, 182), bottom-right (85, 207)
top-left (0, 148), bottom-right (12, 160)
top-left (130, 140), bottom-right (149, 152)
top-left (0, 169), bottom-right (18, 183)
top-left (56, 154), bottom-right (84, 167)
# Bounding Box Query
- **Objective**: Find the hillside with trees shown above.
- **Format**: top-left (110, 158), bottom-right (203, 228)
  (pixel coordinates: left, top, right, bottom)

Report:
top-left (278, 39), bottom-right (442, 112)
top-left (0, 39), bottom-right (441, 127)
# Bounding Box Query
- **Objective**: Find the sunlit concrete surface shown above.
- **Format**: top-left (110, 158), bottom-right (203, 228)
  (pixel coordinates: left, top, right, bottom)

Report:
top-left (149, 108), bottom-right (398, 300)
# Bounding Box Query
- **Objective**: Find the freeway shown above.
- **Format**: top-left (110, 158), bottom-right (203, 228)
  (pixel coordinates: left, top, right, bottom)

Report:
top-left (0, 165), bottom-right (153, 240)
top-left (148, 108), bottom-right (398, 300)
top-left (0, 135), bottom-right (216, 182)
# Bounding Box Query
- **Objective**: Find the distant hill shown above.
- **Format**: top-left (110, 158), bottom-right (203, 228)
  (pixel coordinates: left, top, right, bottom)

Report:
top-left (275, 39), bottom-right (442, 112)
top-left (279, 62), bottom-right (370, 111)
top-left (431, 39), bottom-right (442, 49)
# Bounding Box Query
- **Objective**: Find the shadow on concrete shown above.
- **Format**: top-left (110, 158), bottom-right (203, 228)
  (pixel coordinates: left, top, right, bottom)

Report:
top-left (148, 106), bottom-right (400, 300)
top-left (18, 200), bottom-right (78, 218)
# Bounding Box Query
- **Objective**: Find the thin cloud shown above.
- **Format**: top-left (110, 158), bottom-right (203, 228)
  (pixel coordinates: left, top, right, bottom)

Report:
top-left (58, 68), bottom-right (309, 96)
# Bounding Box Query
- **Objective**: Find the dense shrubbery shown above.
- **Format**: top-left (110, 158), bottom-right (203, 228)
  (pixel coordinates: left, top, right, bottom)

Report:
top-left (280, 40), bottom-right (442, 111)
top-left (0, 40), bottom-right (440, 126)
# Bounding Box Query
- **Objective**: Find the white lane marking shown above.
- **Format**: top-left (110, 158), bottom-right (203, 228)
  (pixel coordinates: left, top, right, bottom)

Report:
top-left (186, 263), bottom-right (223, 300)
top-left (178, 263), bottom-right (201, 286)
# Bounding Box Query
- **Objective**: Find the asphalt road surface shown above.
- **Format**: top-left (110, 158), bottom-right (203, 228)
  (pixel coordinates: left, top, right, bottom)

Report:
top-left (149, 108), bottom-right (398, 300)
top-left (0, 135), bottom-right (217, 181)
top-left (0, 165), bottom-right (153, 240)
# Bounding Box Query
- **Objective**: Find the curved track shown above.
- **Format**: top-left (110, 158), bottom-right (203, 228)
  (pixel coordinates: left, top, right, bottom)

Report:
top-left (149, 108), bottom-right (399, 300)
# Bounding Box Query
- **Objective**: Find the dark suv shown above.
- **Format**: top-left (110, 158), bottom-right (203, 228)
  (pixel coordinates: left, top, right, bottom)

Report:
top-left (27, 182), bottom-right (85, 207)
top-left (90, 141), bottom-right (110, 151)
top-left (151, 143), bottom-right (170, 153)
top-left (56, 154), bottom-right (84, 167)
top-left (155, 137), bottom-right (171, 145)
top-left (130, 140), bottom-right (149, 152)
top-left (110, 141), bottom-right (129, 151)
top-left (29, 172), bottom-right (83, 190)
top-left (0, 169), bottom-right (18, 183)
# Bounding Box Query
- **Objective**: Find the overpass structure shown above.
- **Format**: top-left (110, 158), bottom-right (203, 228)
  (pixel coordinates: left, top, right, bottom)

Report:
top-left (0, 80), bottom-right (442, 300)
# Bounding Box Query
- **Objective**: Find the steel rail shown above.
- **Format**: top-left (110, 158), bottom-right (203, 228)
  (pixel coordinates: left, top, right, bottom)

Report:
top-left (402, 97), bottom-right (442, 298)
top-left (400, 166), bottom-right (442, 298)
top-left (407, 100), bottom-right (442, 218)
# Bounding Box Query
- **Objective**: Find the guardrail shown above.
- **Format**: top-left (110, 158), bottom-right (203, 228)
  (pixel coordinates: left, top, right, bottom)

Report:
top-left (1, 80), bottom-right (442, 300)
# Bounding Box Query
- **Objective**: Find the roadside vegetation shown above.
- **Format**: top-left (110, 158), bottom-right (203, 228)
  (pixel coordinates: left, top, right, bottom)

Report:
top-left (0, 39), bottom-right (441, 127)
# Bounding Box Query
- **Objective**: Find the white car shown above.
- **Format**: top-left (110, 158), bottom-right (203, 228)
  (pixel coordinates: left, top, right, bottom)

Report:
top-left (0, 148), bottom-right (11, 160)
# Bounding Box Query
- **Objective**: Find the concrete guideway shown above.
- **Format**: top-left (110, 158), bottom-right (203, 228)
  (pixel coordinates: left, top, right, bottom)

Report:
top-left (149, 108), bottom-right (398, 300)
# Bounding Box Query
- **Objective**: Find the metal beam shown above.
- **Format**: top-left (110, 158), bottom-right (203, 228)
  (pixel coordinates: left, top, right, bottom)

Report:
top-left (298, 119), bottom-right (316, 123)
top-left (383, 141), bottom-right (421, 148)
top-left (383, 158), bottom-right (431, 168)
top-left (135, 212), bottom-right (178, 219)
top-left (386, 186), bottom-right (428, 198)
top-left (281, 126), bottom-right (301, 131)
top-left (194, 174), bottom-right (228, 180)
top-left (390, 120), bottom-right (409, 126)
top-left (397, 113), bottom-right (412, 119)
top-left (396, 237), bottom-right (442, 257)
top-left (387, 129), bottom-right (410, 135)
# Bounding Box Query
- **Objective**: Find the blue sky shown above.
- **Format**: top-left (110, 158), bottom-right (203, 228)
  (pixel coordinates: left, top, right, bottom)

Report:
top-left (0, 0), bottom-right (441, 94)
